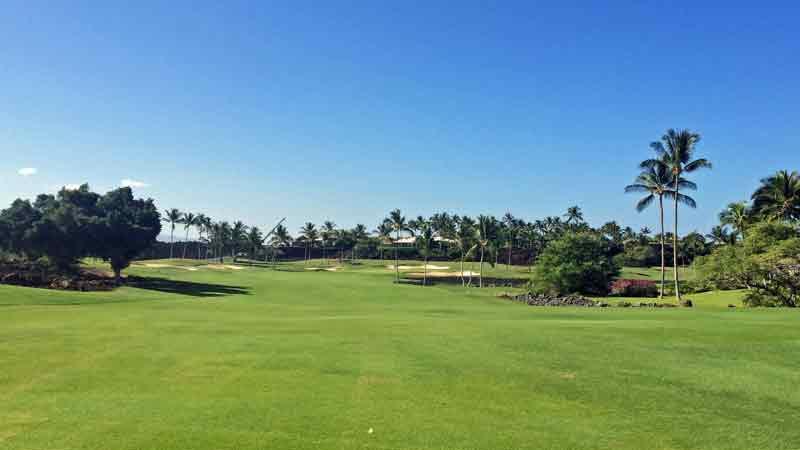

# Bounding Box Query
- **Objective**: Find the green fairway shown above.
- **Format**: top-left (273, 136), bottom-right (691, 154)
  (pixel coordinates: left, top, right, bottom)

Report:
top-left (2, 260), bottom-right (799, 449)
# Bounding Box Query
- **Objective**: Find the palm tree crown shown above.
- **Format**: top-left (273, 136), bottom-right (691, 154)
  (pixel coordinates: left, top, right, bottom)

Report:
top-left (751, 170), bottom-right (800, 222)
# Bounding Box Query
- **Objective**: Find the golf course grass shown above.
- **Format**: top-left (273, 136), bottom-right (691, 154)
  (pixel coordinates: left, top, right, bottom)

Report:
top-left (2, 259), bottom-right (798, 449)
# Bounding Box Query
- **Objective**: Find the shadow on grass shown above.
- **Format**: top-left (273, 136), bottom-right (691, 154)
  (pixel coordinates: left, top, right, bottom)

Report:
top-left (128, 276), bottom-right (250, 298)
top-left (402, 274), bottom-right (528, 288)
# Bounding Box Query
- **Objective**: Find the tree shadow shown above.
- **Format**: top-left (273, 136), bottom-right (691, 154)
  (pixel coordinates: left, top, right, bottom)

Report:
top-left (127, 276), bottom-right (250, 298)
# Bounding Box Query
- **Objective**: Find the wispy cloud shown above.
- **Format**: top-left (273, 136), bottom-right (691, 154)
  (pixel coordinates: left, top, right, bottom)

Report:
top-left (18, 167), bottom-right (38, 176)
top-left (120, 179), bottom-right (149, 188)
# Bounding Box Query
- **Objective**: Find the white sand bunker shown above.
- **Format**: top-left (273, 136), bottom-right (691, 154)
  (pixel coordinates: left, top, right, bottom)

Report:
top-left (138, 263), bottom-right (198, 271)
top-left (305, 267), bottom-right (341, 272)
top-left (386, 264), bottom-right (450, 270)
top-left (204, 265), bottom-right (245, 270)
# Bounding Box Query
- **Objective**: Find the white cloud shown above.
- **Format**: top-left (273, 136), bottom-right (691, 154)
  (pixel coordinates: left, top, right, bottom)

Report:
top-left (62, 184), bottom-right (82, 191)
top-left (18, 167), bottom-right (38, 176)
top-left (120, 179), bottom-right (149, 188)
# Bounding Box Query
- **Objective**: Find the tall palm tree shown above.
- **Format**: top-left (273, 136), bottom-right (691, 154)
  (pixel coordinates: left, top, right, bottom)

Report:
top-left (387, 209), bottom-right (408, 283)
top-left (194, 213), bottom-right (207, 259)
top-left (644, 129), bottom-right (711, 302)
top-left (321, 221), bottom-right (336, 264)
top-left (230, 221), bottom-right (248, 263)
top-left (624, 164), bottom-right (694, 298)
top-left (751, 170), bottom-right (800, 222)
top-left (719, 201), bottom-right (751, 241)
top-left (299, 222), bottom-right (318, 263)
top-left (416, 220), bottom-right (434, 286)
top-left (247, 226), bottom-right (264, 262)
top-left (706, 225), bottom-right (735, 246)
top-left (563, 206), bottom-right (584, 225)
top-left (181, 212), bottom-right (197, 259)
top-left (162, 208), bottom-right (182, 259)
top-left (502, 213), bottom-right (516, 271)
top-left (351, 224), bottom-right (368, 263)
top-left (454, 216), bottom-right (477, 286)
top-left (376, 220), bottom-right (393, 262)
top-left (476, 215), bottom-right (497, 288)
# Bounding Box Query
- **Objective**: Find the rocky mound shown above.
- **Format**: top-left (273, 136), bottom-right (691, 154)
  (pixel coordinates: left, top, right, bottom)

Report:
top-left (501, 292), bottom-right (599, 307)
top-left (0, 264), bottom-right (117, 291)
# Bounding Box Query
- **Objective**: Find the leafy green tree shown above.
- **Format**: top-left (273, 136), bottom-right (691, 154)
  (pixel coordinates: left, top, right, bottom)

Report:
top-left (92, 187), bottom-right (161, 281)
top-left (643, 129), bottom-right (711, 301)
top-left (0, 199), bottom-right (42, 256)
top-left (694, 222), bottom-right (799, 306)
top-left (181, 212), bottom-right (197, 259)
top-left (162, 208), bottom-right (182, 259)
top-left (751, 170), bottom-right (800, 222)
top-left (533, 232), bottom-right (620, 296)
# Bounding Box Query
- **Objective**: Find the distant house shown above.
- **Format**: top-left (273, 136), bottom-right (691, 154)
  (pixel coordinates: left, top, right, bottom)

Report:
top-left (393, 235), bottom-right (455, 247)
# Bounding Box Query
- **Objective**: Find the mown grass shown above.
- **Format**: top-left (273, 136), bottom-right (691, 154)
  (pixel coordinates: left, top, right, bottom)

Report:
top-left (1, 259), bottom-right (798, 449)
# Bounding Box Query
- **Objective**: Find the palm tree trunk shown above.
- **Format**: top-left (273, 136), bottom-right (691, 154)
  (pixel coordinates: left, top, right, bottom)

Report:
top-left (423, 255), bottom-right (428, 286)
top-left (507, 242), bottom-right (511, 271)
top-left (183, 229), bottom-right (189, 259)
top-left (394, 231), bottom-right (400, 283)
top-left (479, 247), bottom-right (484, 288)
top-left (674, 178), bottom-right (681, 301)
top-left (169, 226), bottom-right (175, 259)
top-left (659, 195), bottom-right (666, 299)
top-left (460, 253), bottom-right (465, 286)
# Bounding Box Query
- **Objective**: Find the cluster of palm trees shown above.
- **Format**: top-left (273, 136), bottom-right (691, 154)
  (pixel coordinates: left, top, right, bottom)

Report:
top-left (160, 209), bottom-right (289, 263)
top-left (625, 129), bottom-right (712, 301)
top-left (296, 221), bottom-right (370, 264)
top-left (378, 208), bottom-right (593, 287)
top-left (708, 170), bottom-right (800, 244)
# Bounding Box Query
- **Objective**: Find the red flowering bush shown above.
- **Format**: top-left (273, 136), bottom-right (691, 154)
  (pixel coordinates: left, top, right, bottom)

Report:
top-left (610, 279), bottom-right (658, 297)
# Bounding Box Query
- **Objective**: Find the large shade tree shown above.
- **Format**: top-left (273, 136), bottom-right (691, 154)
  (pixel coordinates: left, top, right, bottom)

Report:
top-left (92, 187), bottom-right (161, 281)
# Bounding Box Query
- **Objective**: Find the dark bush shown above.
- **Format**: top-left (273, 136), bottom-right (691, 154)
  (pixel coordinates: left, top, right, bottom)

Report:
top-left (532, 232), bottom-right (620, 296)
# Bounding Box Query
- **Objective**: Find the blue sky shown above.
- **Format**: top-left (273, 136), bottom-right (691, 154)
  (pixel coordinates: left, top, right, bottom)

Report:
top-left (2, 1), bottom-right (799, 238)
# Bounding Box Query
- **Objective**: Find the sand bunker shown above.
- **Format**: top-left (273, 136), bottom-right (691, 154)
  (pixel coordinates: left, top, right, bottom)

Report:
top-left (386, 264), bottom-right (450, 270)
top-left (138, 263), bottom-right (198, 271)
top-left (204, 265), bottom-right (245, 270)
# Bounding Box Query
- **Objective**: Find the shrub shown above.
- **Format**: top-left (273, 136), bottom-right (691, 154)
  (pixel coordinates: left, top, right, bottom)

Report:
top-left (532, 232), bottom-right (620, 296)
top-left (693, 221), bottom-right (800, 307)
top-left (610, 278), bottom-right (658, 297)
